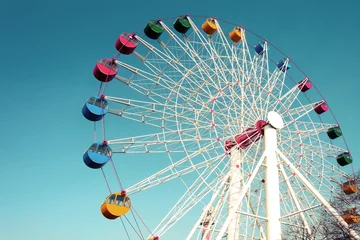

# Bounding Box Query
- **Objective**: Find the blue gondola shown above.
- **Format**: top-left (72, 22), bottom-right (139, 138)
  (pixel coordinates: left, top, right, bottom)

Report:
top-left (82, 96), bottom-right (108, 121)
top-left (277, 58), bottom-right (291, 72)
top-left (254, 42), bottom-right (265, 55)
top-left (83, 142), bottom-right (112, 169)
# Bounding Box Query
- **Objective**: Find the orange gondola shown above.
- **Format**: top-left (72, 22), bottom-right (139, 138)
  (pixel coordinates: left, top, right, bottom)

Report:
top-left (229, 26), bottom-right (244, 43)
top-left (342, 179), bottom-right (359, 195)
top-left (342, 208), bottom-right (360, 224)
top-left (202, 18), bottom-right (217, 35)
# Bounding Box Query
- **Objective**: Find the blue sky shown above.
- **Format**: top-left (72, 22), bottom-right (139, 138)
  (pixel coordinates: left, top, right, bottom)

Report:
top-left (1, 0), bottom-right (360, 239)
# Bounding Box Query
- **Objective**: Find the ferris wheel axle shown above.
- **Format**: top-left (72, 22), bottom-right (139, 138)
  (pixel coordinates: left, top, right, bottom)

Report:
top-left (225, 120), bottom-right (267, 152)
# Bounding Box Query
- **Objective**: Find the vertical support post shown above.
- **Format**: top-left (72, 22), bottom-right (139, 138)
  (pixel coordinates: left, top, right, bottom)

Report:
top-left (216, 153), bottom-right (266, 240)
top-left (264, 125), bottom-right (282, 240)
top-left (227, 148), bottom-right (241, 240)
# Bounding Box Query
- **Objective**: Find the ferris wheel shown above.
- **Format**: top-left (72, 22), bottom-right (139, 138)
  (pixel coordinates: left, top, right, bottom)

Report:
top-left (82, 15), bottom-right (360, 240)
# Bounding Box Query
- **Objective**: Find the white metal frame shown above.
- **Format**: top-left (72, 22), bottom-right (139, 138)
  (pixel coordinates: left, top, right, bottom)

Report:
top-left (90, 15), bottom-right (358, 239)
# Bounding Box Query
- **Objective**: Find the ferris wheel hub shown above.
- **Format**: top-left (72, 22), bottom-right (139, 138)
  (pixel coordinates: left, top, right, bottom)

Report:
top-left (225, 112), bottom-right (283, 152)
top-left (224, 120), bottom-right (267, 152)
top-left (267, 111), bottom-right (284, 129)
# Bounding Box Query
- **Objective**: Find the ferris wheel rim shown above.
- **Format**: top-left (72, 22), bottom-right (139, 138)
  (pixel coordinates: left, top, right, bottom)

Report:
top-left (83, 14), bottom-right (357, 239)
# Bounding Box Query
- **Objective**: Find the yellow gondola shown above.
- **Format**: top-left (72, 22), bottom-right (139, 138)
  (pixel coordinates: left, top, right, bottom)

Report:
top-left (342, 207), bottom-right (360, 224)
top-left (342, 179), bottom-right (359, 195)
top-left (101, 192), bottom-right (131, 220)
top-left (202, 18), bottom-right (217, 35)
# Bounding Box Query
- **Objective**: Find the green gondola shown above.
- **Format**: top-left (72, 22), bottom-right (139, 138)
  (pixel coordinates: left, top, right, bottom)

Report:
top-left (144, 20), bottom-right (164, 40)
top-left (337, 152), bottom-right (353, 166)
top-left (174, 16), bottom-right (191, 34)
top-left (327, 126), bottom-right (342, 139)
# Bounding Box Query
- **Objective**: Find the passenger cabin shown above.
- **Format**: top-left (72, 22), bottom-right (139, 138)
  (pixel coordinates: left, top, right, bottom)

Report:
top-left (101, 192), bottom-right (131, 220)
top-left (202, 18), bottom-right (217, 35)
top-left (342, 207), bottom-right (360, 224)
top-left (254, 42), bottom-right (265, 55)
top-left (144, 20), bottom-right (164, 40)
top-left (342, 179), bottom-right (358, 195)
top-left (277, 58), bottom-right (291, 72)
top-left (147, 237), bottom-right (159, 240)
top-left (93, 58), bottom-right (118, 82)
top-left (115, 33), bottom-right (138, 55)
top-left (314, 102), bottom-right (329, 115)
top-left (82, 96), bottom-right (108, 121)
top-left (337, 152), bottom-right (353, 167)
top-left (297, 78), bottom-right (312, 92)
top-left (327, 126), bottom-right (342, 140)
top-left (174, 16), bottom-right (191, 34)
top-left (229, 27), bottom-right (244, 43)
top-left (83, 142), bottom-right (112, 169)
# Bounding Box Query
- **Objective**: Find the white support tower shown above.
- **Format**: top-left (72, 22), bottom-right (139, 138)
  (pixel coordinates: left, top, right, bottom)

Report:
top-left (264, 124), bottom-right (282, 240)
top-left (227, 148), bottom-right (242, 240)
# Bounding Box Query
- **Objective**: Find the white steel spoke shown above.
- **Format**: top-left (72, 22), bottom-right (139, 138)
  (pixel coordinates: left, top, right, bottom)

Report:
top-left (153, 154), bottom-right (228, 236)
top-left (278, 163), bottom-right (312, 236)
top-left (108, 128), bottom-right (214, 154)
top-left (114, 61), bottom-right (212, 117)
top-left (283, 121), bottom-right (338, 140)
top-left (126, 142), bottom-right (223, 195)
top-left (281, 100), bottom-right (326, 126)
top-left (270, 82), bottom-right (302, 113)
top-left (185, 171), bottom-right (231, 240)
top-left (106, 96), bottom-right (212, 130)
top-left (280, 134), bottom-right (347, 158)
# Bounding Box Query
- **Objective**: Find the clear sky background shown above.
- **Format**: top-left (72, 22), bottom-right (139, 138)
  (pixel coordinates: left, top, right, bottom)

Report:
top-left (1, 0), bottom-right (359, 239)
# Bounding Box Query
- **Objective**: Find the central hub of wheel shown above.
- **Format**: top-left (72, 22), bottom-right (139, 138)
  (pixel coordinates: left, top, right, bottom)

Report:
top-left (224, 111), bottom-right (284, 151)
top-left (225, 120), bottom-right (267, 151)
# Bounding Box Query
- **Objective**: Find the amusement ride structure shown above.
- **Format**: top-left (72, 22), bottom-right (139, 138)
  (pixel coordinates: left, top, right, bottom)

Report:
top-left (82, 15), bottom-right (360, 239)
